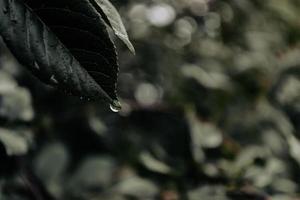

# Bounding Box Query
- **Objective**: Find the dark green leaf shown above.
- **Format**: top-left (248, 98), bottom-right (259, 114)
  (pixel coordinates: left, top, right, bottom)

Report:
top-left (0, 0), bottom-right (120, 106)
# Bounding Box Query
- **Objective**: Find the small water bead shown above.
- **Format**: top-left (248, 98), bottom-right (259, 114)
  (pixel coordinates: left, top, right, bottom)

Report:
top-left (110, 100), bottom-right (122, 113)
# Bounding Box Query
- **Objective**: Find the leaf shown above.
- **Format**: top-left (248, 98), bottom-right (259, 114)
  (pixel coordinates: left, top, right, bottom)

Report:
top-left (0, 71), bottom-right (34, 122)
top-left (34, 143), bottom-right (69, 197)
top-left (181, 64), bottom-right (234, 91)
top-left (0, 0), bottom-right (121, 107)
top-left (68, 156), bottom-right (117, 197)
top-left (139, 151), bottom-right (172, 174)
top-left (0, 128), bottom-right (32, 156)
top-left (113, 175), bottom-right (159, 199)
top-left (90, 0), bottom-right (135, 53)
top-left (188, 185), bottom-right (229, 200)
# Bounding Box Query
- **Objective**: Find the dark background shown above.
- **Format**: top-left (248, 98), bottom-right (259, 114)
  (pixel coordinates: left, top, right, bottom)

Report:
top-left (0, 0), bottom-right (300, 199)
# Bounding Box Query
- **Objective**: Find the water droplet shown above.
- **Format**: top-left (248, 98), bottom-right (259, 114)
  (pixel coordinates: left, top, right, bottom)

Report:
top-left (110, 100), bottom-right (122, 113)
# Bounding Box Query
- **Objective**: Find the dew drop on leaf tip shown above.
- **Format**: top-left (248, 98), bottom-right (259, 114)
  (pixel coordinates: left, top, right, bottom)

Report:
top-left (110, 100), bottom-right (122, 113)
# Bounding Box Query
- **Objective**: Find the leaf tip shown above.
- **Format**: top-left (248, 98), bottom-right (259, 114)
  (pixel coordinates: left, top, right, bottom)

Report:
top-left (128, 43), bottom-right (136, 55)
top-left (116, 33), bottom-right (135, 54)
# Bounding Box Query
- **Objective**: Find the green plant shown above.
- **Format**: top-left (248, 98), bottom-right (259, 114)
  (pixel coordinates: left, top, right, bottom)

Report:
top-left (0, 0), bottom-right (134, 109)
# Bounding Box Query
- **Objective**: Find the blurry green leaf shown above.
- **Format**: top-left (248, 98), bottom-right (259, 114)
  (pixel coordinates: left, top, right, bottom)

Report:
top-left (286, 134), bottom-right (300, 166)
top-left (88, 116), bottom-right (107, 136)
top-left (0, 76), bottom-right (33, 122)
top-left (253, 101), bottom-right (299, 166)
top-left (188, 185), bottom-right (229, 200)
top-left (34, 143), bottom-right (69, 197)
top-left (182, 64), bottom-right (233, 91)
top-left (261, 129), bottom-right (287, 156)
top-left (186, 109), bottom-right (223, 163)
top-left (267, 0), bottom-right (300, 25)
top-left (244, 158), bottom-right (288, 188)
top-left (139, 151), bottom-right (172, 174)
top-left (227, 186), bottom-right (270, 200)
top-left (68, 156), bottom-right (116, 194)
top-left (0, 128), bottom-right (32, 156)
top-left (275, 76), bottom-right (300, 109)
top-left (113, 175), bottom-right (158, 199)
top-left (234, 146), bottom-right (268, 174)
top-left (271, 194), bottom-right (298, 200)
top-left (271, 178), bottom-right (297, 194)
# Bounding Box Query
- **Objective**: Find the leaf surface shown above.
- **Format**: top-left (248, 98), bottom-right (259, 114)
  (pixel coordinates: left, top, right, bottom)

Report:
top-left (91, 0), bottom-right (135, 53)
top-left (0, 0), bottom-right (121, 106)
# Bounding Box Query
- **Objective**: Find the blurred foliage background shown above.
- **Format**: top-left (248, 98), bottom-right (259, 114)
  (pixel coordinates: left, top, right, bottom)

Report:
top-left (0, 0), bottom-right (300, 199)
